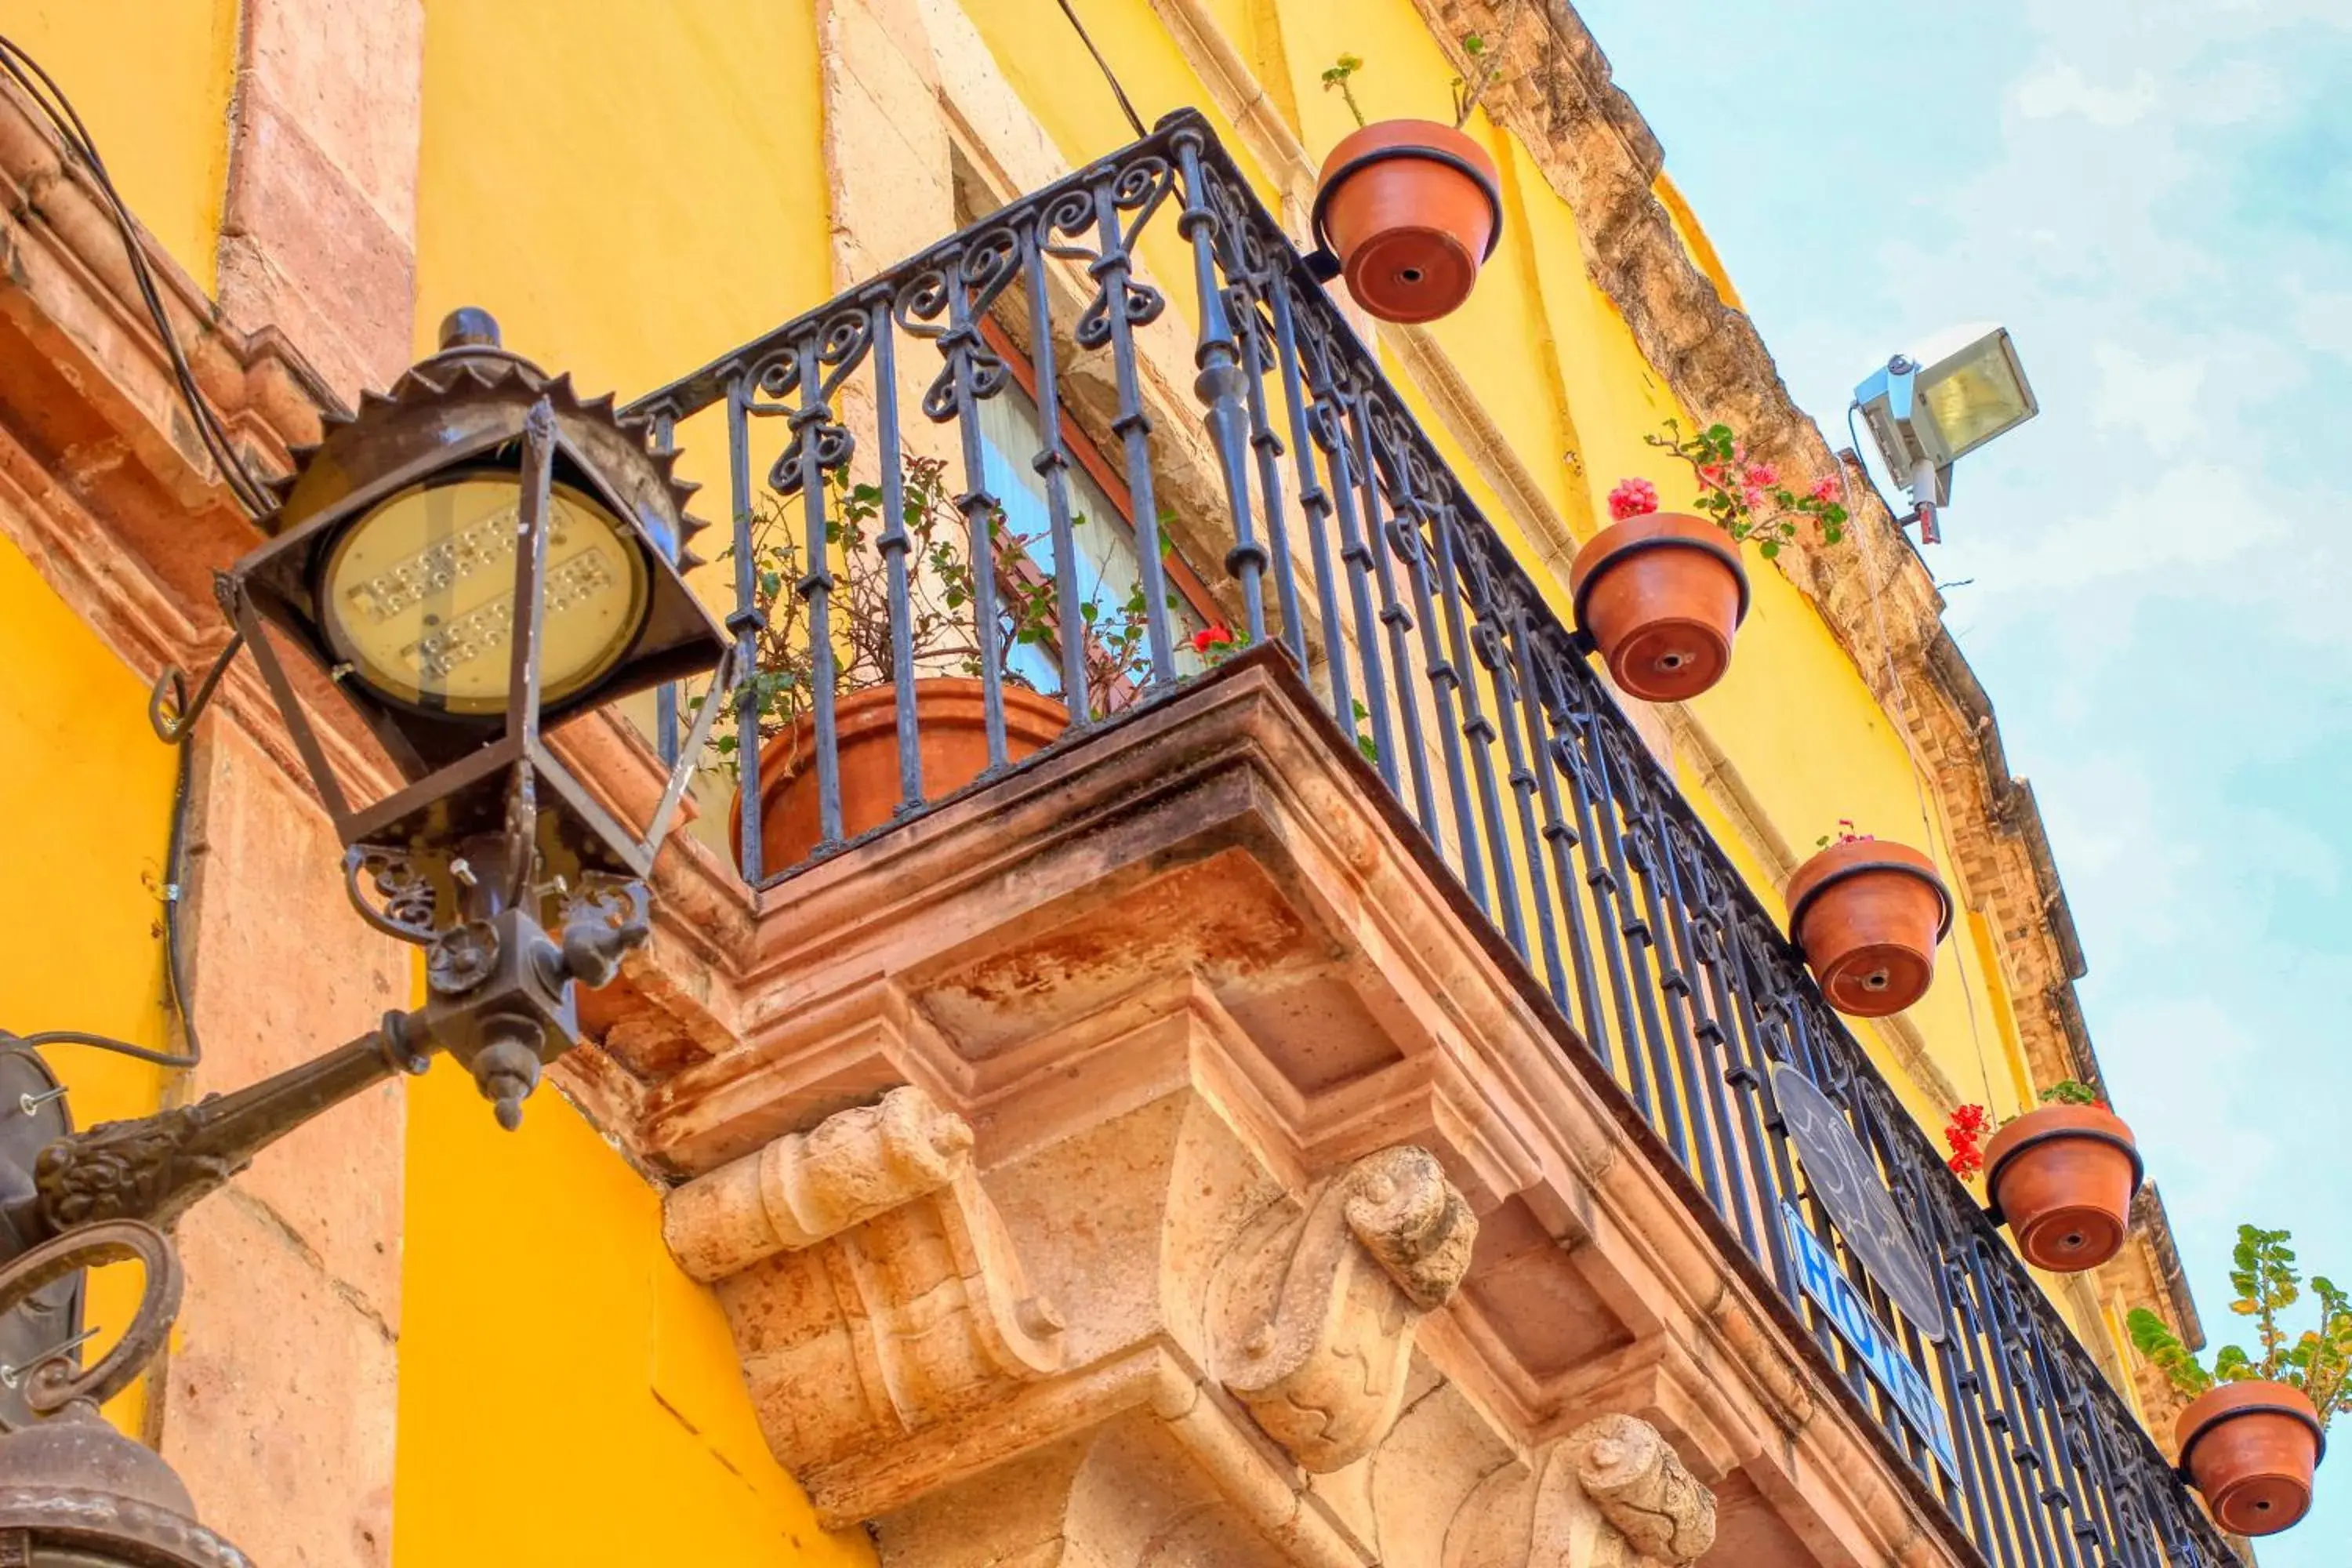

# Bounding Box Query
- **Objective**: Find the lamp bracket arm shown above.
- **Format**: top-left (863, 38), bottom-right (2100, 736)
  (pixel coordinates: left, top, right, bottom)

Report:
top-left (23, 1013), bottom-right (432, 1250)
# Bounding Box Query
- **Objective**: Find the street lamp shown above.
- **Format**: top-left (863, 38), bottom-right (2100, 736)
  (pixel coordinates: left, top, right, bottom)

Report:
top-left (0, 310), bottom-right (735, 1555)
top-left (1852, 323), bottom-right (2038, 543)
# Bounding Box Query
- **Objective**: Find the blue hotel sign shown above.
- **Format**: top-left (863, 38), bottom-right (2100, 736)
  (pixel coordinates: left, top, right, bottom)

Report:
top-left (1780, 1203), bottom-right (1962, 1483)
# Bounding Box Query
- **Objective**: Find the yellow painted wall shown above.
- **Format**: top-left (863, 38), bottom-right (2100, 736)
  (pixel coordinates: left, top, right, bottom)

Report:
top-left (393, 1065), bottom-right (869, 1568)
top-left (394, 8), bottom-right (872, 1566)
top-left (412, 0), bottom-right (833, 399)
top-left (0, 530), bottom-right (179, 1436)
top-left (1, 0), bottom-right (238, 288)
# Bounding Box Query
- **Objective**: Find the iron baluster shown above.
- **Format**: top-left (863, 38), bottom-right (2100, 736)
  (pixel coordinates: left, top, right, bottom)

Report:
top-left (724, 378), bottom-right (766, 884)
top-left (1487, 597), bottom-right (1566, 1005)
top-left (1513, 622), bottom-right (1614, 1066)
top-left (782, 319), bottom-right (862, 847)
top-left (1424, 494), bottom-right (1523, 947)
top-left (1173, 132), bottom-right (1268, 648)
top-left (1083, 160), bottom-right (1178, 688)
top-left (1303, 341), bottom-right (1399, 791)
top-left (1585, 713), bottom-right (1693, 1163)
top-left (935, 241), bottom-right (1016, 771)
top-left (1023, 202), bottom-right (1094, 724)
top-left (1658, 821), bottom-right (1766, 1258)
top-left (869, 292), bottom-right (927, 807)
top-left (650, 407), bottom-right (682, 768)
top-left (1269, 275), bottom-right (1352, 728)
top-left (1345, 379), bottom-right (1443, 846)
top-left (1536, 660), bottom-right (1660, 1118)
top-left (1227, 276), bottom-right (1306, 667)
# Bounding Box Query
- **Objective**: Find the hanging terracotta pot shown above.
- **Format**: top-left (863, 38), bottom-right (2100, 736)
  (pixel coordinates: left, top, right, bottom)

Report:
top-left (1783, 838), bottom-right (1951, 1016)
top-left (1568, 512), bottom-right (1748, 702)
top-left (1983, 1104), bottom-right (2142, 1272)
top-left (1311, 120), bottom-right (1502, 324)
top-left (2175, 1381), bottom-right (2325, 1536)
top-left (730, 677), bottom-right (1069, 877)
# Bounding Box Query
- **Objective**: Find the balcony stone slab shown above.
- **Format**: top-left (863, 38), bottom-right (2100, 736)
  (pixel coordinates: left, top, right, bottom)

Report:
top-left (608, 656), bottom-right (1972, 1568)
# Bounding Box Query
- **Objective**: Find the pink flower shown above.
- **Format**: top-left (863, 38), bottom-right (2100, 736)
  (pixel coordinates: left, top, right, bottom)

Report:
top-left (1809, 475), bottom-right (1840, 505)
top-left (1606, 477), bottom-right (1658, 521)
top-left (1741, 486), bottom-right (1767, 510)
top-left (1742, 463), bottom-right (1777, 489)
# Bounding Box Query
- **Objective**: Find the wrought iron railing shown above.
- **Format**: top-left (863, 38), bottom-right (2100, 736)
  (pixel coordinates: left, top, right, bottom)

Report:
top-left (626, 111), bottom-right (2231, 1567)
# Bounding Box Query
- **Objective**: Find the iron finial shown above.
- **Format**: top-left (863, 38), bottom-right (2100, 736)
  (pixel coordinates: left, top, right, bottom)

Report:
top-left (438, 307), bottom-right (503, 351)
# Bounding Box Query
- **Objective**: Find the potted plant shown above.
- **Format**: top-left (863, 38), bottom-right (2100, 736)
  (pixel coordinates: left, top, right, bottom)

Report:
top-left (1942, 1080), bottom-right (2141, 1272)
top-left (710, 456), bottom-right (1178, 873)
top-left (1573, 419), bottom-right (1849, 702)
top-left (1780, 822), bottom-right (1949, 1017)
top-left (2128, 1226), bottom-right (2346, 1537)
top-left (1312, 10), bottom-right (1516, 324)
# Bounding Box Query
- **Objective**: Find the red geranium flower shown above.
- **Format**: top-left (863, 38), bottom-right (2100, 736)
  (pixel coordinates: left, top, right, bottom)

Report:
top-left (1192, 623), bottom-right (1236, 655)
top-left (1944, 1103), bottom-right (1990, 1180)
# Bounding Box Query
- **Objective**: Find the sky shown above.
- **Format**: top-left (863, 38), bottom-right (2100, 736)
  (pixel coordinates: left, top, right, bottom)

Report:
top-left (1570, 0), bottom-right (2352, 1559)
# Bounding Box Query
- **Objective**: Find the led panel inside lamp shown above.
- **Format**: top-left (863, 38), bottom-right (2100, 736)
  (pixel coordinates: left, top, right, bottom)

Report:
top-left (1918, 332), bottom-right (2036, 463)
top-left (320, 473), bottom-right (650, 717)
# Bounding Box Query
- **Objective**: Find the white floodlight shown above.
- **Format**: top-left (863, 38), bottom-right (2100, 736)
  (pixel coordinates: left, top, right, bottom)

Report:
top-left (1853, 324), bottom-right (2037, 543)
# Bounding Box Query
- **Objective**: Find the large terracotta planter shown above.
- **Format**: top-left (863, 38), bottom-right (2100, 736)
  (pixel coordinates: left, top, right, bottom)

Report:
top-left (1568, 513), bottom-right (1748, 702)
top-left (1312, 120), bottom-right (1501, 324)
top-left (730, 677), bottom-right (1069, 876)
top-left (1983, 1104), bottom-right (2141, 1272)
top-left (1783, 838), bottom-right (1951, 1017)
top-left (2176, 1381), bottom-right (2325, 1536)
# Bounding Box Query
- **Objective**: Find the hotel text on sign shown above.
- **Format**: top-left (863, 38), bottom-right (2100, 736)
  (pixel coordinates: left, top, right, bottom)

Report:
top-left (1780, 1203), bottom-right (1961, 1482)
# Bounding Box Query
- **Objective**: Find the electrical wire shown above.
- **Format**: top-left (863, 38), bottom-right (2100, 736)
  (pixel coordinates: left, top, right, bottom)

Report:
top-left (1832, 435), bottom-right (2001, 1117)
top-left (1844, 401), bottom-right (1905, 531)
top-left (1053, 0), bottom-right (1149, 140)
top-left (0, 33), bottom-right (274, 519)
top-left (0, 38), bottom-right (243, 1074)
top-left (11, 668), bottom-right (209, 1073)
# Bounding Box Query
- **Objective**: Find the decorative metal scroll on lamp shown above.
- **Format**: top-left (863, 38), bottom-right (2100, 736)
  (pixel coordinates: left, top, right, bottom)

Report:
top-left (0, 310), bottom-right (731, 1564)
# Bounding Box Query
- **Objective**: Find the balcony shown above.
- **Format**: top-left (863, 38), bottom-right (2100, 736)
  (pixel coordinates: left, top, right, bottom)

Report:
top-left (617, 112), bottom-right (2234, 1568)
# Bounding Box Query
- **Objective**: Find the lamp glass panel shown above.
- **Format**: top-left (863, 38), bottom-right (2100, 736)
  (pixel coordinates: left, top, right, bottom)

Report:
top-left (1920, 336), bottom-right (2034, 461)
top-left (321, 474), bottom-right (650, 716)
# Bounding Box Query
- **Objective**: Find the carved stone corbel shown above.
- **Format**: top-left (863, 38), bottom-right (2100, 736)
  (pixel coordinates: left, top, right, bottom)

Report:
top-left (664, 1084), bottom-right (977, 1279)
top-left (1451, 1414), bottom-right (1715, 1568)
top-left (1210, 1145), bottom-right (1476, 1471)
top-left (662, 1086), bottom-right (1065, 1475)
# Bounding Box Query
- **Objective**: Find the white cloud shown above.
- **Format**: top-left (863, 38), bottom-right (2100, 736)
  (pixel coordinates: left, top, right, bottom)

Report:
top-left (2088, 343), bottom-right (2209, 448)
top-left (2013, 64), bottom-right (2161, 126)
